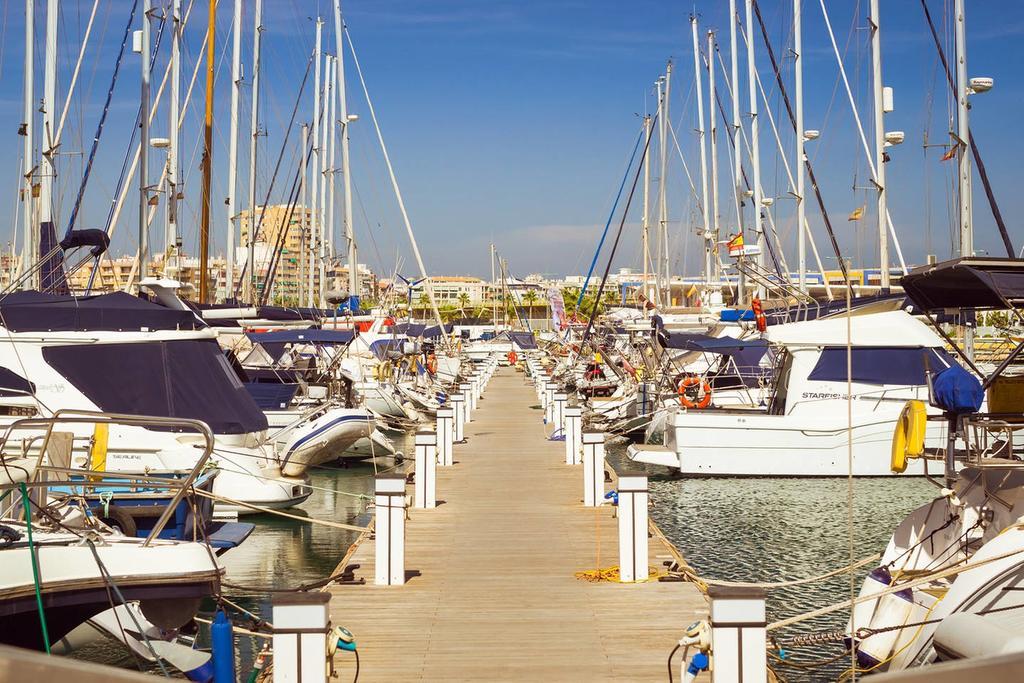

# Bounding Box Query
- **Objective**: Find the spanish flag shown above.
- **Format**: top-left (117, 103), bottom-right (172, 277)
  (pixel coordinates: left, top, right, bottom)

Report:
top-left (940, 144), bottom-right (958, 162)
top-left (727, 233), bottom-right (744, 254)
top-left (848, 206), bottom-right (865, 222)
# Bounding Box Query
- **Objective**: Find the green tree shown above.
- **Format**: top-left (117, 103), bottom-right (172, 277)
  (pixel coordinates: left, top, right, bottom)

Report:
top-left (522, 289), bottom-right (539, 314)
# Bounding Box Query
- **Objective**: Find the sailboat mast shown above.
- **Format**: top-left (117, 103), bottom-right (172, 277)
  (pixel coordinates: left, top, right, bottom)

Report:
top-left (318, 56), bottom-right (333, 307)
top-left (657, 63), bottom-right (672, 307)
top-left (310, 18), bottom-right (323, 307)
top-left (138, 0), bottom-right (152, 287)
top-left (708, 30), bottom-right (720, 286)
top-left (300, 123), bottom-right (309, 306)
top-left (167, 0), bottom-right (181, 279)
top-left (226, 0), bottom-right (242, 300)
top-left (729, 0), bottom-right (746, 306)
top-left (326, 55), bottom-right (338, 296)
top-left (744, 0), bottom-right (765, 284)
top-left (198, 0), bottom-right (215, 302)
top-left (690, 16), bottom-right (711, 287)
top-left (21, 0), bottom-right (34, 289)
top-left (490, 243), bottom-right (497, 330)
top-left (333, 0), bottom-right (358, 303)
top-left (39, 0), bottom-right (58, 290)
top-left (641, 113), bottom-right (651, 307)
top-left (244, 0), bottom-right (263, 304)
top-left (794, 0), bottom-right (807, 292)
top-left (955, 0), bottom-right (973, 361)
top-left (869, 0), bottom-right (890, 291)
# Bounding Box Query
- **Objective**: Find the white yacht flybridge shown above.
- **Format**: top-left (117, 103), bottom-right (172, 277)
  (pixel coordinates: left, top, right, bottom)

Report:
top-left (0, 288), bottom-right (311, 511)
top-left (646, 310), bottom-right (960, 476)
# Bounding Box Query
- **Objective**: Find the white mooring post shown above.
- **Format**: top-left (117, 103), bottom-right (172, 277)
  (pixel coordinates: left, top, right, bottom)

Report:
top-left (374, 474), bottom-right (406, 585)
top-left (460, 382), bottom-right (474, 423)
top-left (451, 394), bottom-right (466, 443)
top-left (616, 472), bottom-right (649, 582)
top-left (544, 382), bottom-right (557, 423)
top-left (436, 407), bottom-right (454, 466)
top-left (272, 592), bottom-right (331, 683)
top-left (708, 586), bottom-right (768, 683)
top-left (552, 392), bottom-right (567, 438)
top-left (581, 430), bottom-right (605, 507)
top-left (564, 406), bottom-right (582, 465)
top-left (470, 374), bottom-right (480, 409)
top-left (413, 431), bottom-right (437, 509)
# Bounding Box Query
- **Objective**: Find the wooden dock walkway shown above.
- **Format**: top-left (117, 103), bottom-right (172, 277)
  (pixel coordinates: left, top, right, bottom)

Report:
top-left (327, 367), bottom-right (706, 681)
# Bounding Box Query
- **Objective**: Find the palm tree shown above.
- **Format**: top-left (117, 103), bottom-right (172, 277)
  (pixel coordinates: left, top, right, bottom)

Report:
top-left (457, 292), bottom-right (471, 317)
top-left (522, 289), bottom-right (539, 315)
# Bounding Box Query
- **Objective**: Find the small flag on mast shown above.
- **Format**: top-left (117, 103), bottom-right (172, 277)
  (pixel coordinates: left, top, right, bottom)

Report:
top-left (848, 206), bottom-right (865, 222)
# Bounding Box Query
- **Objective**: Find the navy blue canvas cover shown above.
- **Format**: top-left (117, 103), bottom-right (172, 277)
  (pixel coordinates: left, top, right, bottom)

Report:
top-left (807, 347), bottom-right (957, 386)
top-left (43, 339), bottom-right (268, 434)
top-left (509, 331), bottom-right (537, 349)
top-left (244, 382), bottom-right (300, 409)
top-left (0, 291), bottom-right (204, 332)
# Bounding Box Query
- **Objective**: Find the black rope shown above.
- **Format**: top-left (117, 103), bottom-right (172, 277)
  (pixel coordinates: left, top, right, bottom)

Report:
top-left (750, 0), bottom-right (850, 286)
top-left (236, 50), bottom-right (315, 301)
top-left (580, 113), bottom-right (657, 347)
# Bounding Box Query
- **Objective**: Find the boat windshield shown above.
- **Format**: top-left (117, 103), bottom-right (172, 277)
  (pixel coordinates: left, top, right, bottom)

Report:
top-left (43, 339), bottom-right (268, 434)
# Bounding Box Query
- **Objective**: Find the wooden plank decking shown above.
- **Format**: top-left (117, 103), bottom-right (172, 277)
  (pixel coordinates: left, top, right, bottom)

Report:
top-left (326, 367), bottom-right (706, 681)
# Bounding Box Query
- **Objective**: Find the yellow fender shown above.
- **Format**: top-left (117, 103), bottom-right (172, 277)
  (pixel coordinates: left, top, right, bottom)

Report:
top-left (891, 400), bottom-right (927, 473)
top-left (88, 422), bottom-right (109, 482)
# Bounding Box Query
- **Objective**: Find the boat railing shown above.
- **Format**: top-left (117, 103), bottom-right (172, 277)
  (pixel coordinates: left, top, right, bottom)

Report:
top-left (962, 414), bottom-right (1024, 466)
top-left (0, 409), bottom-right (215, 546)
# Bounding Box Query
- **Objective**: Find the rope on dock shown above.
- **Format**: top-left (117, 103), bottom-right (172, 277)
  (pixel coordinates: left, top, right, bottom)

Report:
top-left (574, 565), bottom-right (666, 583)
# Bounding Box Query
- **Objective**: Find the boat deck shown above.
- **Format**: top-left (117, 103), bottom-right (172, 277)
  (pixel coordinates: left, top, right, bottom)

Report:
top-left (326, 366), bottom-right (706, 681)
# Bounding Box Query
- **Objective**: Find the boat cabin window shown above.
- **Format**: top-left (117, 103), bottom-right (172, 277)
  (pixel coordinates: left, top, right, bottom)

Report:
top-left (807, 347), bottom-right (956, 386)
top-left (43, 339), bottom-right (268, 434)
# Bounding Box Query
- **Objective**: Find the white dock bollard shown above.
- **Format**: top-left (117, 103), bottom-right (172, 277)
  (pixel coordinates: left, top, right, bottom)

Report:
top-left (272, 592), bottom-right (331, 683)
top-left (616, 472), bottom-right (649, 582)
top-left (470, 374), bottom-right (480, 409)
top-left (451, 394), bottom-right (466, 443)
top-left (460, 382), bottom-right (474, 422)
top-left (552, 393), bottom-right (567, 438)
top-left (436, 408), bottom-right (454, 466)
top-left (564, 407), bottom-right (582, 465)
top-left (414, 431), bottom-right (437, 509)
top-left (544, 382), bottom-right (557, 423)
top-left (582, 430), bottom-right (605, 507)
top-left (708, 586), bottom-right (768, 683)
top-left (374, 474), bottom-right (406, 585)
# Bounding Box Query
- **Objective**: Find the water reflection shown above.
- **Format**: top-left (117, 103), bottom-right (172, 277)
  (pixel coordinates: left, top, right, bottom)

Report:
top-left (607, 445), bottom-right (935, 680)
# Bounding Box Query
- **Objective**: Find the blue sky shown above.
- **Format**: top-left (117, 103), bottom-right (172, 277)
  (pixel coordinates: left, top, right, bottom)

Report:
top-left (1, 0), bottom-right (1021, 281)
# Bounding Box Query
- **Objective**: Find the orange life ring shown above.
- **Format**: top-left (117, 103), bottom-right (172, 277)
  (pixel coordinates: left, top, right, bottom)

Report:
top-left (507, 350), bottom-right (518, 365)
top-left (678, 375), bottom-right (712, 409)
top-left (426, 354), bottom-right (438, 374)
top-left (751, 297), bottom-right (768, 333)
